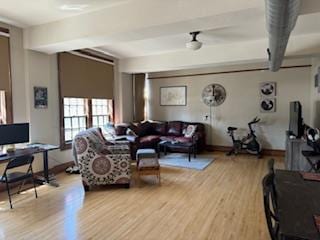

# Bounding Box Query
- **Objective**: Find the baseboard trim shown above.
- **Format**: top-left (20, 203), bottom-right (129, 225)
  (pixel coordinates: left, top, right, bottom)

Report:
top-left (206, 145), bottom-right (285, 157)
top-left (0, 161), bottom-right (74, 192)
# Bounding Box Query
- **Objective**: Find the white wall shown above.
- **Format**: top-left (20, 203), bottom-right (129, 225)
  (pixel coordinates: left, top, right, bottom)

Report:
top-left (147, 66), bottom-right (311, 150)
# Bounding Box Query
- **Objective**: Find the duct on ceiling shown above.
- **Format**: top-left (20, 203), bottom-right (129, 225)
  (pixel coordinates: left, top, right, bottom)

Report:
top-left (265, 0), bottom-right (301, 72)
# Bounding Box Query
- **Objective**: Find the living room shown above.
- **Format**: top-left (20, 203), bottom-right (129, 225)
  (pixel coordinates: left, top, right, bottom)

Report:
top-left (0, 1), bottom-right (320, 240)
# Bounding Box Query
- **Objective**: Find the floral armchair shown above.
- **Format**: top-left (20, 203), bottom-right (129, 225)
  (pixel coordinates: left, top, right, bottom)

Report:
top-left (73, 127), bottom-right (131, 191)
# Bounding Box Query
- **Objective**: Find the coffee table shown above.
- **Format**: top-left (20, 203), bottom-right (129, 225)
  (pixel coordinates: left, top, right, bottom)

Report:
top-left (157, 141), bottom-right (196, 162)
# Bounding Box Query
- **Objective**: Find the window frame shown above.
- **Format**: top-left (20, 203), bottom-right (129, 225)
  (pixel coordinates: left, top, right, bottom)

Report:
top-left (59, 97), bottom-right (114, 150)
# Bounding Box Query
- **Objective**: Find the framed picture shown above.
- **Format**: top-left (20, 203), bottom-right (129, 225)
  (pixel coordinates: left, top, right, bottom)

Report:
top-left (34, 87), bottom-right (48, 109)
top-left (160, 86), bottom-right (187, 106)
top-left (260, 98), bottom-right (276, 113)
top-left (260, 82), bottom-right (276, 97)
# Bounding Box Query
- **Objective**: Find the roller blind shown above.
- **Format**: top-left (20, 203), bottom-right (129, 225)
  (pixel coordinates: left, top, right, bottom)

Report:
top-left (133, 73), bottom-right (145, 121)
top-left (0, 35), bottom-right (10, 92)
top-left (59, 52), bottom-right (114, 99)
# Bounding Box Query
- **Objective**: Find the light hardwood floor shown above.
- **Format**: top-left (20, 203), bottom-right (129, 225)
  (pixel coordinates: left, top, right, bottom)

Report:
top-left (0, 152), bottom-right (283, 240)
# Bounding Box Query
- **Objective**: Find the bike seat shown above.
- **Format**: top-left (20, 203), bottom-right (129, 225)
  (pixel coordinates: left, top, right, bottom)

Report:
top-left (227, 127), bottom-right (237, 131)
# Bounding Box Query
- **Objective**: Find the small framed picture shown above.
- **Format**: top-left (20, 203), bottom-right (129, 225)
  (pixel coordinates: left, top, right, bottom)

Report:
top-left (260, 98), bottom-right (276, 113)
top-left (260, 82), bottom-right (276, 97)
top-left (34, 87), bottom-right (48, 109)
top-left (160, 86), bottom-right (187, 106)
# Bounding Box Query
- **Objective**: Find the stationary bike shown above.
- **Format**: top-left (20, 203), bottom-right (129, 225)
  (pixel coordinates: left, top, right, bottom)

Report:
top-left (226, 117), bottom-right (262, 158)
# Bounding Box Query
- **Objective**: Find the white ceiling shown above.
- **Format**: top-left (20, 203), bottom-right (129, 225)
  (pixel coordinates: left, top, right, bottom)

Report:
top-left (0, 0), bottom-right (133, 27)
top-left (97, 12), bottom-right (320, 59)
top-left (0, 0), bottom-right (320, 60)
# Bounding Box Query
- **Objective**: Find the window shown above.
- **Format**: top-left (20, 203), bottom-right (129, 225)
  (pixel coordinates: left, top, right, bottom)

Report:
top-left (61, 97), bottom-right (113, 149)
top-left (92, 99), bottom-right (111, 128)
top-left (63, 98), bottom-right (87, 142)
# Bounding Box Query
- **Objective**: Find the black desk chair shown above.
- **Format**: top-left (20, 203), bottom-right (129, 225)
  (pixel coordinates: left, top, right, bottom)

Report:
top-left (263, 173), bottom-right (279, 240)
top-left (268, 158), bottom-right (275, 175)
top-left (302, 150), bottom-right (320, 173)
top-left (303, 128), bottom-right (320, 173)
top-left (0, 155), bottom-right (38, 209)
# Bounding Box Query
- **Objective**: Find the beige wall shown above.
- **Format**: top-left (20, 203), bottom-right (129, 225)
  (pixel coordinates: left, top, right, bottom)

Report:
top-left (24, 51), bottom-right (73, 170)
top-left (119, 73), bottom-right (133, 122)
top-left (147, 66), bottom-right (311, 150)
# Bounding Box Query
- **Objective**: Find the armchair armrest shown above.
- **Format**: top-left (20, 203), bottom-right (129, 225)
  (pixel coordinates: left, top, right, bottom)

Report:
top-left (100, 141), bottom-right (131, 155)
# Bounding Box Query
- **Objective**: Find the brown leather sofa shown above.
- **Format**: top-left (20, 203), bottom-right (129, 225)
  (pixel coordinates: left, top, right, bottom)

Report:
top-left (114, 121), bottom-right (206, 159)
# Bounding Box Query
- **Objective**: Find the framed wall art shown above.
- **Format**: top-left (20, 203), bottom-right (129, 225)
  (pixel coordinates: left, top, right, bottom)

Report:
top-left (160, 86), bottom-right (187, 106)
top-left (34, 86), bottom-right (48, 109)
top-left (260, 98), bottom-right (276, 113)
top-left (260, 82), bottom-right (276, 97)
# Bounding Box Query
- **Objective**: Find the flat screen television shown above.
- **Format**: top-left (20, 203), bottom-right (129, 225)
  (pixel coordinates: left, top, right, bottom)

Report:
top-left (289, 101), bottom-right (303, 138)
top-left (0, 123), bottom-right (29, 146)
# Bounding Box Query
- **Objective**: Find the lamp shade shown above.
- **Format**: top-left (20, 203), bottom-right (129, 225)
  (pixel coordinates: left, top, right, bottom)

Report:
top-left (186, 40), bottom-right (202, 50)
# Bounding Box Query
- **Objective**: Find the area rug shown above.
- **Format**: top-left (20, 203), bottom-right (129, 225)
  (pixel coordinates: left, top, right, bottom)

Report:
top-left (159, 153), bottom-right (214, 171)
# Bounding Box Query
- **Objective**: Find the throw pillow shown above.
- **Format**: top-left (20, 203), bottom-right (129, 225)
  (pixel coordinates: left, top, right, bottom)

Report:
top-left (184, 125), bottom-right (197, 138)
top-left (126, 128), bottom-right (138, 137)
top-left (139, 121), bottom-right (153, 137)
top-left (129, 123), bottom-right (140, 136)
top-left (115, 124), bottom-right (129, 136)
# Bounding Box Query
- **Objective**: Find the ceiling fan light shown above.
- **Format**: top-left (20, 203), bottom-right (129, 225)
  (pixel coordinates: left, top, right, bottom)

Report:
top-left (186, 40), bottom-right (202, 50)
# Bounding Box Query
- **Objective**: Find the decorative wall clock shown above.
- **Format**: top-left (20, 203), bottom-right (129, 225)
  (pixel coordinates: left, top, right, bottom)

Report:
top-left (201, 84), bottom-right (226, 106)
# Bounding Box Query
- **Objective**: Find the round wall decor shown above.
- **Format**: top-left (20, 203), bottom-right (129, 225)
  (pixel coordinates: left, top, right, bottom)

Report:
top-left (201, 84), bottom-right (226, 106)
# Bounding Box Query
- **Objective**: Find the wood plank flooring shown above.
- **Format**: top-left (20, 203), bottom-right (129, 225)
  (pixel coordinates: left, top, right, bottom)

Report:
top-left (0, 152), bottom-right (283, 240)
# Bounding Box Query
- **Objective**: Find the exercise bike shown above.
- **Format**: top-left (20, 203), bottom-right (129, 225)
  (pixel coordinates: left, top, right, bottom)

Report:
top-left (226, 117), bottom-right (262, 158)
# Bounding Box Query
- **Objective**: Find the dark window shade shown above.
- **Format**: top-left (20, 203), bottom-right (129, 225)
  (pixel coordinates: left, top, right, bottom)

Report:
top-left (0, 35), bottom-right (10, 92)
top-left (133, 73), bottom-right (145, 121)
top-left (58, 52), bottom-right (114, 99)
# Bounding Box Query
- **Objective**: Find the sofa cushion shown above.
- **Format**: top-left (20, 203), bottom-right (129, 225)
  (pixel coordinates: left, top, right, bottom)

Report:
top-left (139, 121), bottom-right (154, 137)
top-left (139, 135), bottom-right (161, 144)
top-left (128, 123), bottom-right (140, 135)
top-left (173, 136), bottom-right (192, 143)
top-left (160, 136), bottom-right (175, 142)
top-left (167, 121), bottom-right (182, 136)
top-left (151, 121), bottom-right (167, 135)
top-left (115, 124), bottom-right (129, 136)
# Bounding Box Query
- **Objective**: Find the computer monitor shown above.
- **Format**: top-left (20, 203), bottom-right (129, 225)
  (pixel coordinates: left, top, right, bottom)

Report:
top-left (0, 123), bottom-right (30, 146)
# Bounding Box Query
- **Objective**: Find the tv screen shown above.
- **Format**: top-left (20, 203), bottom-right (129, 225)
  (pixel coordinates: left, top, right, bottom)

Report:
top-left (289, 101), bottom-right (303, 138)
top-left (0, 123), bottom-right (29, 146)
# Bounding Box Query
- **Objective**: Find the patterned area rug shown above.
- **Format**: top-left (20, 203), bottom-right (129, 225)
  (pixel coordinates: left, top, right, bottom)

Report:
top-left (159, 153), bottom-right (214, 171)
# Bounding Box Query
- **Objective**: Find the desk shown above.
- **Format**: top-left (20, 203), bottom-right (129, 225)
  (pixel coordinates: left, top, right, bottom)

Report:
top-left (0, 144), bottom-right (59, 186)
top-left (275, 170), bottom-right (320, 240)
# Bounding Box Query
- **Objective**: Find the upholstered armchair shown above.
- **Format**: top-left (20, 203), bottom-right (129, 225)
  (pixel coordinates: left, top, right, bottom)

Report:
top-left (73, 128), bottom-right (131, 191)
